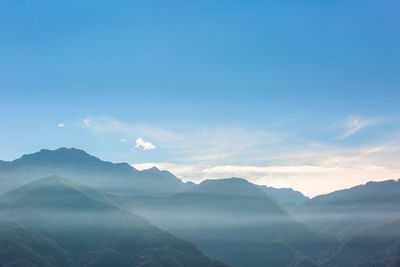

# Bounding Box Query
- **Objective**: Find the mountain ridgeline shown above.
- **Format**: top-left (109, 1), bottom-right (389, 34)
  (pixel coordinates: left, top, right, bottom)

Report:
top-left (0, 148), bottom-right (193, 196)
top-left (258, 185), bottom-right (309, 205)
top-left (0, 176), bottom-right (228, 267)
top-left (290, 179), bottom-right (400, 240)
top-left (145, 178), bottom-right (336, 267)
top-left (289, 179), bottom-right (400, 267)
top-left (0, 148), bottom-right (399, 267)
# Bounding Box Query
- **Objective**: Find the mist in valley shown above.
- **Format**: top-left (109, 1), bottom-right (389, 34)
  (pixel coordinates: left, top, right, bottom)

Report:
top-left (2, 1), bottom-right (399, 266)
top-left (0, 149), bottom-right (399, 266)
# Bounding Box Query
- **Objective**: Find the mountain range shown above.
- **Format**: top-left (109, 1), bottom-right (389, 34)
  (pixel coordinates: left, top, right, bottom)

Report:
top-left (145, 177), bottom-right (336, 267)
top-left (0, 176), bottom-right (228, 267)
top-left (0, 148), bottom-right (193, 196)
top-left (0, 147), bottom-right (399, 266)
top-left (291, 179), bottom-right (400, 241)
top-left (0, 148), bottom-right (308, 205)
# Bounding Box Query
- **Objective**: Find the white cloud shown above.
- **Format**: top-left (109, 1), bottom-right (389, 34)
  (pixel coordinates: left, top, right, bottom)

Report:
top-left (83, 119), bottom-right (90, 127)
top-left (135, 137), bottom-right (156, 150)
top-left (82, 115), bottom-right (400, 197)
top-left (131, 143), bottom-right (400, 197)
top-left (58, 123), bottom-right (65, 128)
top-left (120, 138), bottom-right (127, 142)
top-left (82, 116), bottom-right (284, 164)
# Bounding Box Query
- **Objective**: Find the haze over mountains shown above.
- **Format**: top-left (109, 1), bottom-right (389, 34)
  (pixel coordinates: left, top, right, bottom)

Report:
top-left (258, 185), bottom-right (309, 205)
top-left (0, 176), bottom-right (227, 267)
top-left (0, 148), bottom-right (193, 196)
top-left (0, 148), bottom-right (399, 266)
top-left (291, 179), bottom-right (400, 240)
top-left (0, 148), bottom-right (306, 205)
top-left (147, 178), bottom-right (336, 267)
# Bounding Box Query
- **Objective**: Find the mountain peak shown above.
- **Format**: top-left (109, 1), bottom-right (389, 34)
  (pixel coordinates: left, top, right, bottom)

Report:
top-left (191, 177), bottom-right (273, 199)
top-left (34, 174), bottom-right (68, 182)
top-left (0, 148), bottom-right (189, 196)
top-left (259, 185), bottom-right (309, 205)
top-left (1, 175), bottom-right (104, 211)
top-left (199, 177), bottom-right (254, 188)
top-left (14, 147), bottom-right (100, 166)
top-left (147, 166), bottom-right (161, 171)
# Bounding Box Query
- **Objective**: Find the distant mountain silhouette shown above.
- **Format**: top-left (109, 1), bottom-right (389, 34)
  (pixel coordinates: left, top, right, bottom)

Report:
top-left (0, 148), bottom-right (194, 196)
top-left (258, 185), bottom-right (309, 205)
top-left (3, 148), bottom-right (400, 266)
top-left (143, 178), bottom-right (335, 267)
top-left (291, 179), bottom-right (400, 241)
top-left (0, 176), bottom-right (228, 267)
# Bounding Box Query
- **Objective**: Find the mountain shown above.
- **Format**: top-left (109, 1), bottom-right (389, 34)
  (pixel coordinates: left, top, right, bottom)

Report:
top-left (323, 219), bottom-right (400, 267)
top-left (0, 176), bottom-right (228, 267)
top-left (141, 178), bottom-right (337, 267)
top-left (4, 148), bottom-right (399, 266)
top-left (258, 185), bottom-right (309, 205)
top-left (0, 225), bottom-right (73, 267)
top-left (291, 179), bottom-right (400, 241)
top-left (0, 148), bottom-right (194, 196)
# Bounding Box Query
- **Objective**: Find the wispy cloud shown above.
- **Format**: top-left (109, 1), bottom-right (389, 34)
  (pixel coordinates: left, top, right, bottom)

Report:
top-left (81, 116), bottom-right (285, 163)
top-left (132, 143), bottom-right (400, 197)
top-left (135, 137), bottom-right (156, 150)
top-left (336, 116), bottom-right (381, 139)
top-left (58, 123), bottom-right (65, 128)
top-left (120, 138), bottom-right (127, 142)
top-left (82, 115), bottom-right (400, 197)
top-left (81, 116), bottom-right (179, 142)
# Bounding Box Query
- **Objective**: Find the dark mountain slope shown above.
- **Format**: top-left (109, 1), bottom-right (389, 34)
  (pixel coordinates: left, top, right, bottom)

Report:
top-left (0, 176), bottom-right (228, 267)
top-left (0, 224), bottom-right (73, 267)
top-left (0, 148), bottom-right (194, 196)
top-left (323, 219), bottom-right (400, 267)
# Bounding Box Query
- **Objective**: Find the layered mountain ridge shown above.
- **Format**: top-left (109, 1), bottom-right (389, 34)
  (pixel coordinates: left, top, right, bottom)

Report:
top-left (1, 148), bottom-right (400, 267)
top-left (0, 147), bottom-right (193, 196)
top-left (0, 175), bottom-right (228, 267)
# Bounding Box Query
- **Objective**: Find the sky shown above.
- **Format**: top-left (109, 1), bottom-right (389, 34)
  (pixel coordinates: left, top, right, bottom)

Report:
top-left (1, 0), bottom-right (400, 197)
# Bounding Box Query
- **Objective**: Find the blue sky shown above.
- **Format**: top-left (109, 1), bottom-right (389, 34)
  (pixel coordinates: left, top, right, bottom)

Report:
top-left (1, 0), bottom-right (400, 196)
